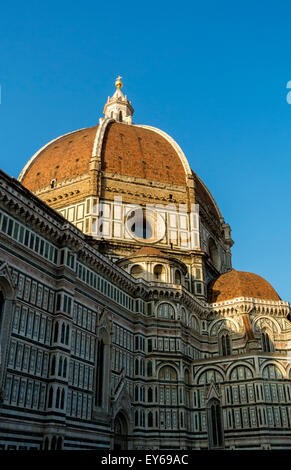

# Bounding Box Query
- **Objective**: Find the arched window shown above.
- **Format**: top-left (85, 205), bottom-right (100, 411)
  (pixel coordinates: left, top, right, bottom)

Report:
top-left (262, 331), bottom-right (272, 352)
top-left (48, 387), bottom-right (53, 408)
top-left (180, 412), bottom-right (184, 428)
top-left (135, 359), bottom-right (139, 375)
top-left (135, 336), bottom-right (139, 350)
top-left (135, 386), bottom-right (139, 401)
top-left (181, 307), bottom-right (186, 324)
top-left (131, 265), bottom-right (144, 279)
top-left (113, 413), bottom-right (128, 450)
top-left (219, 332), bottom-right (231, 357)
top-left (157, 303), bottom-right (175, 319)
top-left (56, 388), bottom-right (60, 408)
top-left (65, 325), bottom-right (70, 345)
top-left (141, 359), bottom-right (145, 376)
top-left (147, 360), bottom-right (153, 377)
top-left (60, 389), bottom-right (65, 409)
top-left (153, 264), bottom-right (166, 282)
top-left (61, 323), bottom-right (65, 343)
top-left (58, 357), bottom-right (63, 376)
top-left (135, 410), bottom-right (139, 426)
top-left (54, 322), bottom-right (59, 343)
top-left (95, 338), bottom-right (104, 407)
top-left (148, 387), bottom-right (153, 402)
top-left (174, 270), bottom-right (181, 284)
top-left (207, 399), bottom-right (224, 448)
top-left (50, 356), bottom-right (56, 375)
top-left (118, 111), bottom-right (123, 122)
top-left (148, 411), bottom-right (153, 427)
top-left (63, 358), bottom-right (67, 377)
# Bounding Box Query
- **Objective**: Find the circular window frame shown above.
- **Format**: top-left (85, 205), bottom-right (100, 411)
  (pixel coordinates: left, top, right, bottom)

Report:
top-left (125, 207), bottom-right (165, 244)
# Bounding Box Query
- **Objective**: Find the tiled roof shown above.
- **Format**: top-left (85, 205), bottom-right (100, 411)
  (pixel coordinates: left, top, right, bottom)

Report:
top-left (101, 122), bottom-right (186, 185)
top-left (21, 126), bottom-right (98, 191)
top-left (208, 268), bottom-right (281, 303)
top-left (21, 122), bottom-right (187, 191)
top-left (134, 247), bottom-right (165, 256)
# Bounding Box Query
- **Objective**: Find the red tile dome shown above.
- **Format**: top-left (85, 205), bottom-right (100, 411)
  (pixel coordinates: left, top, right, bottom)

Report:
top-left (208, 269), bottom-right (281, 303)
top-left (19, 122), bottom-right (187, 191)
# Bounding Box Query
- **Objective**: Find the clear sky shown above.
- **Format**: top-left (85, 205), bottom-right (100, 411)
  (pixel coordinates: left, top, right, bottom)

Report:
top-left (0, 0), bottom-right (290, 301)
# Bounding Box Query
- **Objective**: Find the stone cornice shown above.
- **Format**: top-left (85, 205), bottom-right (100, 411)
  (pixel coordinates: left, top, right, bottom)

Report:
top-left (209, 296), bottom-right (290, 317)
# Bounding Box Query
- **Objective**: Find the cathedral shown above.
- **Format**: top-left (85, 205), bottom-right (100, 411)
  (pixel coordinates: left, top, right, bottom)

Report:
top-left (0, 77), bottom-right (290, 450)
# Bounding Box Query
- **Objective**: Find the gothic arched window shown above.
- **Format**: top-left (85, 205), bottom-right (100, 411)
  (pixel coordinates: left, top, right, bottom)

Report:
top-left (56, 388), bottom-right (60, 408)
top-left (141, 359), bottom-right (145, 376)
top-left (135, 386), bottom-right (139, 401)
top-left (65, 325), bottom-right (70, 345)
top-left (262, 331), bottom-right (272, 352)
top-left (63, 358), bottom-right (67, 377)
top-left (148, 387), bottom-right (153, 402)
top-left (54, 322), bottom-right (59, 343)
top-left (174, 270), bottom-right (181, 284)
top-left (135, 359), bottom-right (139, 376)
top-left (95, 338), bottom-right (104, 407)
top-left (60, 389), bottom-right (65, 409)
top-left (48, 387), bottom-right (53, 408)
top-left (148, 411), bottom-right (153, 427)
top-left (147, 360), bottom-right (153, 377)
top-left (58, 357), bottom-right (63, 376)
top-left (61, 323), bottom-right (65, 343)
top-left (50, 356), bottom-right (56, 375)
top-left (207, 399), bottom-right (224, 448)
top-left (135, 410), bottom-right (139, 426)
top-left (219, 332), bottom-right (231, 357)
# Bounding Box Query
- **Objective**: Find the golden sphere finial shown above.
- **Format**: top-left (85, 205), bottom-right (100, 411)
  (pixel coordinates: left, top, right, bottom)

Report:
top-left (115, 75), bottom-right (123, 89)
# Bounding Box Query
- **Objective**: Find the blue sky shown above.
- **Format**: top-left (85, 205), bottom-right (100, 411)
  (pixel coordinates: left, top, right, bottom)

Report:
top-left (0, 0), bottom-right (290, 301)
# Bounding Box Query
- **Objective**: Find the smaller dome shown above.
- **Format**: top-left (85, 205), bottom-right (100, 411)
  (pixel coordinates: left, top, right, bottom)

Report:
top-left (208, 269), bottom-right (281, 303)
top-left (134, 247), bottom-right (165, 256)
